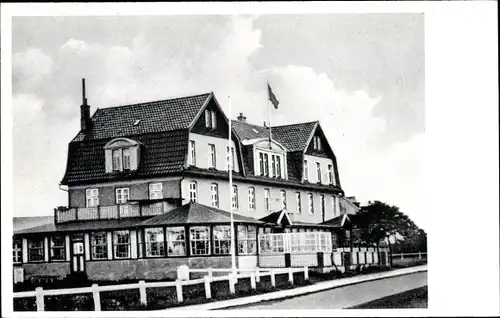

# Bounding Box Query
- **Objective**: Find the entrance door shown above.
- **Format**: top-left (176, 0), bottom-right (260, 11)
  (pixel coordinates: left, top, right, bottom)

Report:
top-left (71, 240), bottom-right (85, 273)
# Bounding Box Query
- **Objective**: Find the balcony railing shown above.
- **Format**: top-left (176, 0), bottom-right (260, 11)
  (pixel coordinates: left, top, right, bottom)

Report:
top-left (55, 202), bottom-right (169, 224)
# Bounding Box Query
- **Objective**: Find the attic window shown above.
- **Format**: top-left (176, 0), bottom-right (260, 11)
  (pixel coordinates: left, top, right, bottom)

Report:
top-left (133, 119), bottom-right (141, 126)
top-left (252, 129), bottom-right (259, 134)
top-left (313, 136), bottom-right (322, 151)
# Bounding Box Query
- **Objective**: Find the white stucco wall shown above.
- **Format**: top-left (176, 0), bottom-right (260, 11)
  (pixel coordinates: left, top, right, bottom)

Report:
top-left (188, 133), bottom-right (240, 172)
top-left (303, 154), bottom-right (335, 186)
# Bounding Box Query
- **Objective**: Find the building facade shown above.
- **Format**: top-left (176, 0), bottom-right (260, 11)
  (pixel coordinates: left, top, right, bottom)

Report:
top-left (13, 88), bottom-right (385, 283)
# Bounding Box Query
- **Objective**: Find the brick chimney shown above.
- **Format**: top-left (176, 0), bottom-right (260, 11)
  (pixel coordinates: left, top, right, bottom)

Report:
top-left (237, 112), bottom-right (247, 123)
top-left (80, 78), bottom-right (92, 132)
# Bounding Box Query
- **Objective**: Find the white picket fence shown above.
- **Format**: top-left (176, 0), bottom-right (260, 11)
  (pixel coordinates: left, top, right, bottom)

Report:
top-left (13, 266), bottom-right (309, 311)
top-left (391, 252), bottom-right (427, 260)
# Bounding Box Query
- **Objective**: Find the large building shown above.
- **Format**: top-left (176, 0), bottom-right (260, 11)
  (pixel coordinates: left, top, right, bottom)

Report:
top-left (13, 85), bottom-right (385, 283)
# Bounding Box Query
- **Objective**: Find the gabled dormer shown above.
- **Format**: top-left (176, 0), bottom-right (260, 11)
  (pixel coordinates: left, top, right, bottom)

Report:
top-left (104, 138), bottom-right (142, 172)
top-left (241, 138), bottom-right (288, 180)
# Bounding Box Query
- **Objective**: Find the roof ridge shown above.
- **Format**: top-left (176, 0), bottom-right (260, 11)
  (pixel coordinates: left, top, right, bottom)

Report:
top-left (272, 120), bottom-right (319, 129)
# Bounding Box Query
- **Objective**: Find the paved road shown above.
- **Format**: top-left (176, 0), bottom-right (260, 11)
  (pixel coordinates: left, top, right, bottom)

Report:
top-left (234, 271), bottom-right (427, 309)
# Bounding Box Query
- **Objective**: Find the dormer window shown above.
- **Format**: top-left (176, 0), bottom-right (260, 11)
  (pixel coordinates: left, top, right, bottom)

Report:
top-left (205, 109), bottom-right (217, 129)
top-left (313, 136), bottom-right (322, 151)
top-left (104, 138), bottom-right (141, 173)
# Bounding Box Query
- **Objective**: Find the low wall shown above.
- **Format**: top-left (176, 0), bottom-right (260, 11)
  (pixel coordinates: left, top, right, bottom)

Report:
top-left (23, 263), bottom-right (71, 281)
top-left (259, 255), bottom-right (285, 268)
top-left (290, 253), bottom-right (318, 267)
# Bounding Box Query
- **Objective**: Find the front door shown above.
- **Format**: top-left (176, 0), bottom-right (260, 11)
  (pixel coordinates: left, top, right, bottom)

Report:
top-left (71, 240), bottom-right (85, 273)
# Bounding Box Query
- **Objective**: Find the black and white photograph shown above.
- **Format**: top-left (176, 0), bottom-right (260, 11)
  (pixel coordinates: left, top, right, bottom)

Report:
top-left (1, 2), bottom-right (498, 317)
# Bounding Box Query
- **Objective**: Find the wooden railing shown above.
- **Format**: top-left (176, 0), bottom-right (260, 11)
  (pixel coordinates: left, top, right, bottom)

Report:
top-left (391, 252), bottom-right (427, 260)
top-left (13, 266), bottom-right (309, 311)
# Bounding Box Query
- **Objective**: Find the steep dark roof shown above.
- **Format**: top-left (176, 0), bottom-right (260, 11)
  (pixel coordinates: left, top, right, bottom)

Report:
top-left (321, 213), bottom-right (352, 228)
top-left (139, 202), bottom-right (263, 226)
top-left (73, 93), bottom-right (212, 141)
top-left (232, 121), bottom-right (270, 141)
top-left (62, 129), bottom-right (189, 185)
top-left (271, 121), bottom-right (318, 152)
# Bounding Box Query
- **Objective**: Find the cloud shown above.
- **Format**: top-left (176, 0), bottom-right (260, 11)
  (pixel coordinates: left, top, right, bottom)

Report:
top-left (12, 48), bottom-right (53, 90)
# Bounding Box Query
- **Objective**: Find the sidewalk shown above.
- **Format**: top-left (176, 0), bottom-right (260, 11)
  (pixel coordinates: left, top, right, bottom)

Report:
top-left (166, 265), bottom-right (428, 311)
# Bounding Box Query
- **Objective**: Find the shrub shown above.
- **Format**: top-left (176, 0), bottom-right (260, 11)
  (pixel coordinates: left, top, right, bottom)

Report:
top-left (45, 293), bottom-right (94, 311)
top-left (13, 297), bottom-right (36, 311)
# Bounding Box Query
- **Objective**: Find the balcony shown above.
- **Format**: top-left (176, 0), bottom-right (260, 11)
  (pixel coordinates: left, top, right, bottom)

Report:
top-left (55, 201), bottom-right (173, 224)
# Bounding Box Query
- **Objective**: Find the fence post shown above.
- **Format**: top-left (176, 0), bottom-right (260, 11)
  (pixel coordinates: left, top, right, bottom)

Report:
top-left (208, 267), bottom-right (213, 278)
top-left (92, 284), bottom-right (101, 311)
top-left (228, 274), bottom-right (236, 294)
top-left (304, 266), bottom-right (309, 281)
top-left (35, 287), bottom-right (44, 311)
top-left (175, 279), bottom-right (183, 303)
top-left (270, 270), bottom-right (276, 287)
top-left (204, 276), bottom-right (212, 299)
top-left (288, 267), bottom-right (294, 285)
top-left (418, 252), bottom-right (422, 260)
top-left (250, 273), bottom-right (257, 290)
top-left (138, 280), bottom-right (147, 306)
top-left (255, 266), bottom-right (260, 283)
top-left (400, 253), bottom-right (404, 260)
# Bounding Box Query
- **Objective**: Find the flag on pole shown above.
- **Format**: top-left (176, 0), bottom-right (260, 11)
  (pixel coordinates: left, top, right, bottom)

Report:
top-left (267, 83), bottom-right (279, 109)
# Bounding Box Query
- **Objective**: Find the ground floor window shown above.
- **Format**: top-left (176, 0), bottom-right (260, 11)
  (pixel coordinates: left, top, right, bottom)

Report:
top-left (213, 225), bottom-right (231, 255)
top-left (13, 240), bottom-right (22, 264)
top-left (145, 227), bottom-right (165, 257)
top-left (190, 226), bottom-right (210, 255)
top-left (167, 227), bottom-right (186, 256)
top-left (237, 225), bottom-right (257, 255)
top-left (91, 232), bottom-right (108, 260)
top-left (113, 230), bottom-right (130, 259)
top-left (28, 238), bottom-right (44, 262)
top-left (50, 235), bottom-right (66, 261)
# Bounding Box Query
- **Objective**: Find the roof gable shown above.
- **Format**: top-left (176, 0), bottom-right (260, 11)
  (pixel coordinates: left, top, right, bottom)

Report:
top-left (271, 121), bottom-right (318, 152)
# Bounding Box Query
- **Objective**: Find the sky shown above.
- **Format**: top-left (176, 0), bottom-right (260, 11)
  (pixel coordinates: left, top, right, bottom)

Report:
top-left (11, 14), bottom-right (426, 229)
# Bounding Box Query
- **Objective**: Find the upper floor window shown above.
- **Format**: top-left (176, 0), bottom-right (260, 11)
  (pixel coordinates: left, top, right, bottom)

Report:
top-left (149, 183), bottom-right (163, 200)
top-left (248, 187), bottom-right (255, 211)
top-left (104, 138), bottom-right (141, 173)
top-left (86, 188), bottom-right (99, 207)
top-left (313, 136), bottom-right (322, 151)
top-left (271, 155), bottom-right (282, 178)
top-left (226, 146), bottom-right (235, 171)
top-left (189, 181), bottom-right (197, 202)
top-left (189, 140), bottom-right (196, 166)
top-left (264, 188), bottom-right (270, 211)
top-left (280, 190), bottom-right (287, 211)
top-left (116, 187), bottom-right (130, 204)
top-left (321, 195), bottom-right (325, 215)
top-left (13, 240), bottom-right (22, 264)
top-left (316, 162), bottom-right (321, 183)
top-left (295, 192), bottom-right (301, 214)
top-left (304, 160), bottom-right (309, 181)
top-left (328, 164), bottom-right (333, 185)
top-left (205, 109), bottom-right (217, 129)
top-left (232, 185), bottom-right (239, 210)
top-left (208, 144), bottom-right (216, 168)
top-left (211, 183), bottom-right (219, 208)
top-left (308, 193), bottom-right (314, 214)
top-left (332, 195), bottom-right (337, 217)
top-left (112, 148), bottom-right (131, 171)
top-left (259, 152), bottom-right (270, 177)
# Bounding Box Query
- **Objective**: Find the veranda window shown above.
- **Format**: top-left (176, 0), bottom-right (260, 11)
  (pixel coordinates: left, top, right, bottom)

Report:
top-left (213, 225), bottom-right (231, 255)
top-left (113, 230), bottom-right (130, 259)
top-left (13, 240), bottom-right (22, 264)
top-left (91, 232), bottom-right (108, 260)
top-left (28, 239), bottom-right (44, 263)
top-left (237, 225), bottom-right (257, 255)
top-left (50, 235), bottom-right (66, 261)
top-left (190, 226), bottom-right (210, 255)
top-left (145, 227), bottom-right (165, 257)
top-left (167, 227), bottom-right (186, 256)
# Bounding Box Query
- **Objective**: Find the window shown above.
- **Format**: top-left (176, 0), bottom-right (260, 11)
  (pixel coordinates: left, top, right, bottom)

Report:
top-left (296, 192), bottom-right (301, 214)
top-left (264, 188), bottom-right (270, 211)
top-left (271, 155), bottom-right (276, 177)
top-left (304, 160), bottom-right (309, 181)
top-left (13, 240), bottom-right (22, 264)
top-left (332, 195), bottom-right (338, 217)
top-left (316, 162), bottom-right (321, 183)
top-left (259, 153), bottom-right (264, 176)
top-left (263, 153), bottom-right (269, 176)
top-left (321, 195), bottom-right (325, 216)
top-left (208, 144), bottom-right (216, 168)
top-left (91, 232), bottom-right (108, 260)
top-left (231, 147), bottom-right (235, 170)
top-left (226, 146), bottom-right (235, 171)
top-left (271, 154), bottom-right (282, 178)
top-left (149, 183), bottom-right (163, 200)
top-left (213, 225), bottom-right (231, 255)
top-left (189, 181), bottom-right (197, 202)
top-left (248, 187), bottom-right (255, 210)
top-left (145, 228), bottom-right (165, 257)
top-left (238, 225), bottom-right (257, 255)
top-left (276, 156), bottom-right (282, 178)
top-left (205, 109), bottom-right (217, 129)
top-left (313, 136), bottom-right (322, 151)
top-left (280, 190), bottom-right (287, 210)
top-left (210, 183), bottom-right (219, 208)
top-left (28, 239), bottom-right (44, 263)
top-left (328, 164), bottom-right (333, 185)
top-left (112, 149), bottom-right (121, 171)
top-left (308, 193), bottom-right (314, 214)
top-left (190, 226), bottom-right (210, 255)
top-left (232, 185), bottom-right (239, 209)
top-left (211, 110), bottom-right (217, 129)
top-left (50, 236), bottom-right (66, 261)
top-left (115, 188), bottom-right (130, 204)
top-left (189, 140), bottom-right (196, 166)
top-left (167, 227), bottom-right (186, 256)
top-left (113, 230), bottom-right (130, 259)
top-left (123, 148), bottom-right (131, 170)
top-left (86, 188), bottom-right (99, 207)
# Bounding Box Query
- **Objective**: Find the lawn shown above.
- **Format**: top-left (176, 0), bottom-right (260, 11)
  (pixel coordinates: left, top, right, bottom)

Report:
top-left (348, 286), bottom-right (428, 309)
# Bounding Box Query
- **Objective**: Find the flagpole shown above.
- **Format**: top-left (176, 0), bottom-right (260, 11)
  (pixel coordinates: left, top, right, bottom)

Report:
top-left (267, 80), bottom-right (272, 150)
top-left (228, 95), bottom-right (237, 276)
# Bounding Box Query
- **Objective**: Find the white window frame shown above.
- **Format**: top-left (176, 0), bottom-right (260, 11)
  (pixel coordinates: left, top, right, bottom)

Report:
top-left (149, 183), bottom-right (163, 200)
top-left (112, 149), bottom-right (122, 171)
top-left (189, 140), bottom-right (196, 166)
top-left (90, 232), bottom-right (108, 260)
top-left (145, 227), bottom-right (165, 257)
top-left (313, 136), bottom-right (322, 151)
top-left (122, 148), bottom-right (131, 170)
top-left (113, 230), bottom-right (131, 259)
top-left (328, 164), bottom-right (333, 185)
top-left (232, 185), bottom-right (239, 210)
top-left (295, 192), bottom-right (301, 214)
top-left (211, 110), bottom-right (217, 129)
top-left (167, 226), bottom-right (186, 256)
top-left (280, 190), bottom-right (287, 211)
top-left (205, 109), bottom-right (211, 128)
top-left (248, 187), bottom-right (256, 211)
top-left (50, 235), bottom-right (66, 261)
top-left (304, 160), bottom-right (309, 181)
top-left (316, 162), bottom-right (321, 183)
top-left (208, 144), bottom-right (216, 168)
top-left (264, 188), bottom-right (270, 211)
top-left (189, 181), bottom-right (197, 202)
top-left (213, 225), bottom-right (231, 255)
top-left (190, 226), bottom-right (210, 255)
top-left (115, 187), bottom-right (130, 204)
top-left (211, 183), bottom-right (219, 208)
top-left (28, 239), bottom-right (44, 263)
top-left (86, 188), bottom-right (99, 207)
top-left (237, 225), bottom-right (257, 255)
top-left (308, 193), bottom-right (314, 214)
top-left (13, 240), bottom-right (22, 264)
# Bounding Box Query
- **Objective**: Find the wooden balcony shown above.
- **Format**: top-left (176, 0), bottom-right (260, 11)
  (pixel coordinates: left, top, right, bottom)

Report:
top-left (55, 201), bottom-right (170, 224)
